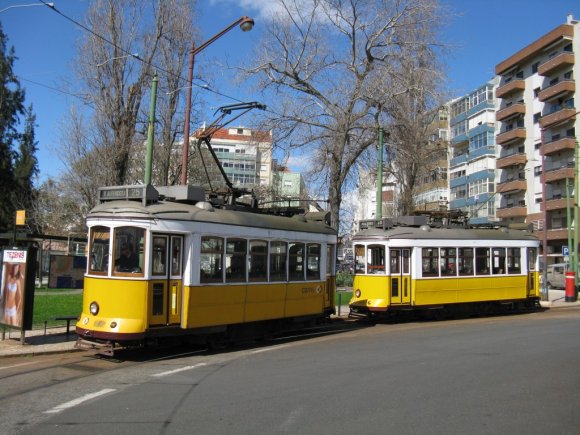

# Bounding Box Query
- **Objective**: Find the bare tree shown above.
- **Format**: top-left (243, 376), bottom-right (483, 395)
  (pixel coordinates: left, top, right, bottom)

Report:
top-left (383, 24), bottom-right (447, 215)
top-left (244, 0), bottom-right (445, 229)
top-left (53, 0), bottom-right (197, 228)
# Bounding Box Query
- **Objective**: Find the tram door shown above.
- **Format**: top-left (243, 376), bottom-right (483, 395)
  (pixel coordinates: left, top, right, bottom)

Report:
top-left (149, 234), bottom-right (183, 326)
top-left (527, 247), bottom-right (538, 297)
top-left (390, 249), bottom-right (411, 305)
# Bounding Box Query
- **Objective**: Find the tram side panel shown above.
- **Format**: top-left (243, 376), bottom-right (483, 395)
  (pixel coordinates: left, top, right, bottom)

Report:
top-left (81, 276), bottom-right (148, 339)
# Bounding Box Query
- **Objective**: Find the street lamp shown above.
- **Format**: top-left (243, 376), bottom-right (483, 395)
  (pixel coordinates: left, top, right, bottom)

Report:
top-left (0, 2), bottom-right (54, 13)
top-left (180, 16), bottom-right (255, 185)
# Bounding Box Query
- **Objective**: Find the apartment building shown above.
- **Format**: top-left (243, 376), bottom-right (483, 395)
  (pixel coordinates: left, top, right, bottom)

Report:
top-left (413, 106), bottom-right (451, 213)
top-left (448, 77), bottom-right (499, 224)
top-left (495, 14), bottom-right (579, 264)
top-left (194, 126), bottom-right (273, 189)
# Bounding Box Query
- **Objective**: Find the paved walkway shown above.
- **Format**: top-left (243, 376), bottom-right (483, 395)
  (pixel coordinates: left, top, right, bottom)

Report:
top-left (1, 289), bottom-right (578, 358)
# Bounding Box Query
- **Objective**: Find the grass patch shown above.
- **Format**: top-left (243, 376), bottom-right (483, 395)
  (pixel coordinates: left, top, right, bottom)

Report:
top-left (335, 291), bottom-right (352, 306)
top-left (31, 291), bottom-right (83, 328)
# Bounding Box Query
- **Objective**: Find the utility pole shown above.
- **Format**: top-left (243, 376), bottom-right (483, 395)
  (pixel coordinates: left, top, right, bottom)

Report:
top-left (144, 72), bottom-right (158, 186)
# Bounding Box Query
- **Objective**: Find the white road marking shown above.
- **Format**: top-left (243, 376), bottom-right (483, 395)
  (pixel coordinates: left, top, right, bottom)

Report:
top-left (0, 361), bottom-right (39, 370)
top-left (151, 363), bottom-right (207, 377)
top-left (44, 388), bottom-right (116, 414)
top-left (280, 407), bottom-right (304, 431)
top-left (251, 344), bottom-right (290, 354)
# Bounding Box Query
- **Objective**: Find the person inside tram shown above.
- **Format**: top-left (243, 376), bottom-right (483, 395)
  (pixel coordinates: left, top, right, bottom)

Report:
top-left (116, 243), bottom-right (140, 272)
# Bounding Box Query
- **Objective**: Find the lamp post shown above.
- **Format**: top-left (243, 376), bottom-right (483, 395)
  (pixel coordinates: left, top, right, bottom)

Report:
top-left (0, 2), bottom-right (54, 13)
top-left (180, 16), bottom-right (255, 185)
top-left (376, 127), bottom-right (383, 220)
top-left (540, 109), bottom-right (580, 302)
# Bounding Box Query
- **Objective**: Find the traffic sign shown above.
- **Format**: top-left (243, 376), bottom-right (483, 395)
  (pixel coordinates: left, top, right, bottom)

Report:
top-left (563, 246), bottom-right (569, 256)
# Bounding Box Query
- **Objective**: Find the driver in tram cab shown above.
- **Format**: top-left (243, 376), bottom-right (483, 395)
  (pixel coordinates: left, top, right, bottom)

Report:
top-left (116, 243), bottom-right (140, 272)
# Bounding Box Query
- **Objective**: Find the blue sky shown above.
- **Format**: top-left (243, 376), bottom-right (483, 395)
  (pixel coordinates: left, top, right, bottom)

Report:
top-left (1, 0), bottom-right (579, 181)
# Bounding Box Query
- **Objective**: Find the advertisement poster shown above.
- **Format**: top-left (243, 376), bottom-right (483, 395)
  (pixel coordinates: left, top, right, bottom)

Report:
top-left (49, 255), bottom-right (86, 289)
top-left (1, 248), bottom-right (35, 330)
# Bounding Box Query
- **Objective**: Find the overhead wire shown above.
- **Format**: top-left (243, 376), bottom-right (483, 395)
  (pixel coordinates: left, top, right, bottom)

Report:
top-left (35, 0), bottom-right (263, 107)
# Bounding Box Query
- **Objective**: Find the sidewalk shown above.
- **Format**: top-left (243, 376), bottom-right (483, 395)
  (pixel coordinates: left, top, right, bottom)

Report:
top-left (1, 289), bottom-right (579, 359)
top-left (0, 325), bottom-right (79, 358)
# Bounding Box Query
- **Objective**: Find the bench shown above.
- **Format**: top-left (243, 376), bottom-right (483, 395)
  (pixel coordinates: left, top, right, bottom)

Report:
top-left (55, 316), bottom-right (79, 334)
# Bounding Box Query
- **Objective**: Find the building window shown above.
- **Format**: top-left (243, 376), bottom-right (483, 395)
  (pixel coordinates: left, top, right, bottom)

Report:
top-left (534, 88), bottom-right (540, 98)
top-left (532, 62), bottom-right (539, 74)
top-left (533, 112), bottom-right (541, 123)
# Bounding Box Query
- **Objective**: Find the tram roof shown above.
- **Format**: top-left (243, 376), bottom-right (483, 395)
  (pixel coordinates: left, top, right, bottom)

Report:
top-left (87, 200), bottom-right (336, 236)
top-left (353, 225), bottom-right (539, 242)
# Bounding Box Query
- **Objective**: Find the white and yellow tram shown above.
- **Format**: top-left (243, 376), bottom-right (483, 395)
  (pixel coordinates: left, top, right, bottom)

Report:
top-left (349, 215), bottom-right (541, 319)
top-left (76, 185), bottom-right (337, 354)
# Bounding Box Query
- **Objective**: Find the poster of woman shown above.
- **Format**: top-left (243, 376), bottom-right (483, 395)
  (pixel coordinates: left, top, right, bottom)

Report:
top-left (1, 250), bottom-right (28, 328)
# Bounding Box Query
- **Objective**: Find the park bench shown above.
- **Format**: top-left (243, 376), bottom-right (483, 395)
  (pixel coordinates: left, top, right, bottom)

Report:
top-left (54, 315), bottom-right (79, 334)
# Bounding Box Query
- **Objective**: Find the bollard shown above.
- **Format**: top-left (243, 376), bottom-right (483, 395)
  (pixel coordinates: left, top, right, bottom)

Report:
top-left (338, 293), bottom-right (342, 316)
top-left (565, 271), bottom-right (577, 302)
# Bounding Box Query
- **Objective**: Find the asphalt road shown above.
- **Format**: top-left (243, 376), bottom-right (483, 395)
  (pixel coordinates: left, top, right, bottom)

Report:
top-left (2, 308), bottom-right (579, 434)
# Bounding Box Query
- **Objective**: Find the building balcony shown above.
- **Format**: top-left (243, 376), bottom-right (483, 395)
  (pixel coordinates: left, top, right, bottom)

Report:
top-left (542, 166), bottom-right (575, 184)
top-left (496, 79), bottom-right (525, 99)
top-left (538, 52), bottom-right (575, 76)
top-left (496, 128), bottom-right (526, 145)
top-left (543, 196), bottom-right (574, 212)
top-left (542, 137), bottom-right (577, 156)
top-left (546, 228), bottom-right (571, 241)
top-left (539, 107), bottom-right (577, 129)
top-left (496, 24), bottom-right (573, 75)
top-left (496, 153), bottom-right (527, 169)
top-left (496, 205), bottom-right (527, 219)
top-left (538, 79), bottom-right (575, 102)
top-left (497, 178), bottom-right (527, 194)
top-left (496, 103), bottom-right (526, 122)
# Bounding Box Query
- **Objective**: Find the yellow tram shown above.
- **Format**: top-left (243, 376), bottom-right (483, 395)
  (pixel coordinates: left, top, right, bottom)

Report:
top-left (76, 185), bottom-right (337, 355)
top-left (349, 215), bottom-right (541, 319)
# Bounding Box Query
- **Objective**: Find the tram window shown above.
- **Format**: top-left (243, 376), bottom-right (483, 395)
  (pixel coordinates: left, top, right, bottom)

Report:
top-left (475, 247), bottom-right (491, 275)
top-left (171, 236), bottom-right (182, 276)
top-left (326, 244), bottom-right (336, 276)
top-left (368, 245), bottom-right (385, 274)
top-left (307, 244), bottom-right (321, 280)
top-left (528, 247), bottom-right (538, 271)
top-left (458, 248), bottom-right (474, 275)
top-left (270, 241), bottom-right (287, 281)
top-left (89, 226), bottom-right (110, 274)
top-left (440, 248), bottom-right (457, 276)
top-left (152, 236), bottom-right (167, 276)
top-left (390, 249), bottom-right (400, 274)
top-left (289, 243), bottom-right (305, 281)
top-left (507, 248), bottom-right (521, 274)
top-left (200, 237), bottom-right (223, 283)
top-left (226, 239), bottom-right (247, 283)
top-left (422, 248), bottom-right (438, 277)
top-left (249, 240), bottom-right (268, 282)
top-left (113, 227), bottom-right (145, 275)
top-left (402, 249), bottom-right (410, 274)
top-left (492, 247), bottom-right (506, 274)
top-left (354, 245), bottom-right (366, 274)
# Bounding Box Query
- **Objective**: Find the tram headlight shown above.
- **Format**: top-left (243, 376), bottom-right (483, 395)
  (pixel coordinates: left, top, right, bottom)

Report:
top-left (89, 301), bottom-right (99, 315)
top-left (355, 289), bottom-right (361, 298)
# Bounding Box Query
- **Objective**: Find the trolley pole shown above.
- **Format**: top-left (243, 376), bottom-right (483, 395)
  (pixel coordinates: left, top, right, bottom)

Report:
top-left (144, 72), bottom-right (158, 186)
top-left (376, 127), bottom-right (383, 220)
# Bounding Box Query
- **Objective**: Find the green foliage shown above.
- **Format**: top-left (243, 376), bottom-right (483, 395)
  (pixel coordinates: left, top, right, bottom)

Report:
top-left (335, 291), bottom-right (352, 306)
top-left (336, 271), bottom-right (353, 287)
top-left (32, 291), bottom-right (83, 328)
top-left (0, 24), bottom-right (37, 233)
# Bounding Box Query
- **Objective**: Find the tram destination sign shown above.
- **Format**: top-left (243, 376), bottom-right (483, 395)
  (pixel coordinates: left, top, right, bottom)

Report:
top-left (98, 185), bottom-right (159, 205)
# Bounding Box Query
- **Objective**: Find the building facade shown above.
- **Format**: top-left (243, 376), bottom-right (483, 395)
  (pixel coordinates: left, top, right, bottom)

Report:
top-left (448, 77), bottom-right (499, 224)
top-left (195, 126), bottom-right (273, 189)
top-left (495, 14), bottom-right (579, 264)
